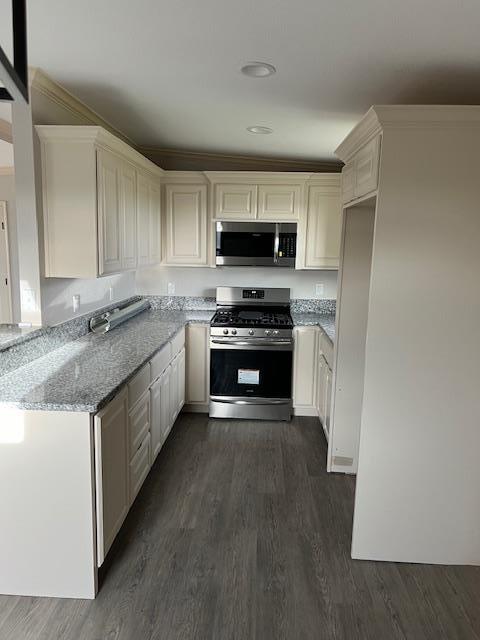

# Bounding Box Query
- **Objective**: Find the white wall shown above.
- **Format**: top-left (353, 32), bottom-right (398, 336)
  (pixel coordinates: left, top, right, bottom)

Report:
top-left (136, 265), bottom-right (337, 299)
top-left (351, 123), bottom-right (480, 566)
top-left (41, 272), bottom-right (136, 325)
top-left (0, 172), bottom-right (20, 322)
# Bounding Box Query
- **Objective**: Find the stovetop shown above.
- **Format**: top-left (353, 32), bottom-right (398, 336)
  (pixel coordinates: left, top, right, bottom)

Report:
top-left (211, 307), bottom-right (293, 329)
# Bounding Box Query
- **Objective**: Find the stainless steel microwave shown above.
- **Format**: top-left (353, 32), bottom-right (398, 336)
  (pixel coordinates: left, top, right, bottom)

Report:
top-left (215, 222), bottom-right (297, 267)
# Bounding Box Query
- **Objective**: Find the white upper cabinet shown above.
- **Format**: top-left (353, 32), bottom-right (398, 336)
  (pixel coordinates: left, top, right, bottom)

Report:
top-left (339, 134), bottom-right (381, 205)
top-left (149, 181), bottom-right (161, 264)
top-left (214, 184), bottom-right (257, 219)
top-left (119, 161), bottom-right (137, 271)
top-left (304, 184), bottom-right (342, 269)
top-left (137, 171), bottom-right (150, 267)
top-left (98, 150), bottom-right (122, 275)
top-left (164, 184), bottom-right (208, 265)
top-left (137, 171), bottom-right (162, 267)
top-left (257, 184), bottom-right (301, 220)
top-left (37, 125), bottom-right (163, 278)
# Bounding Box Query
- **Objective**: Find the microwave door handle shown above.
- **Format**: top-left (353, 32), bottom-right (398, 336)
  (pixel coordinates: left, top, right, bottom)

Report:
top-left (273, 223), bottom-right (280, 263)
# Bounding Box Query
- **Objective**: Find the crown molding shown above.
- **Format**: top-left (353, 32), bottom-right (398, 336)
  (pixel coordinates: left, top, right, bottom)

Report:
top-left (35, 125), bottom-right (163, 177)
top-left (336, 105), bottom-right (480, 162)
top-left (29, 67), bottom-right (135, 147)
top-left (335, 107), bottom-right (381, 162)
top-left (140, 145), bottom-right (342, 173)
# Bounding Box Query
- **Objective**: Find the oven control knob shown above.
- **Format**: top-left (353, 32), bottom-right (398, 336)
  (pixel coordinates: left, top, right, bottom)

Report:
top-left (231, 329), bottom-right (237, 335)
top-left (248, 329), bottom-right (254, 335)
top-left (273, 330), bottom-right (279, 336)
top-left (223, 329), bottom-right (229, 335)
top-left (265, 329), bottom-right (271, 336)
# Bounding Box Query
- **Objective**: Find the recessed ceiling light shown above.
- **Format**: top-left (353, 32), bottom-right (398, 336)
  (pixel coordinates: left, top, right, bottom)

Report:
top-left (241, 62), bottom-right (276, 78)
top-left (247, 126), bottom-right (273, 134)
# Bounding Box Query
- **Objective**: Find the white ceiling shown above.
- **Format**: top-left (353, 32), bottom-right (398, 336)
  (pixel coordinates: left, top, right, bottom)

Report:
top-left (2, 0), bottom-right (480, 160)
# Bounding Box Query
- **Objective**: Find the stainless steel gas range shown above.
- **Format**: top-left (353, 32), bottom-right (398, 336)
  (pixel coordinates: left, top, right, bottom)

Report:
top-left (209, 287), bottom-right (293, 421)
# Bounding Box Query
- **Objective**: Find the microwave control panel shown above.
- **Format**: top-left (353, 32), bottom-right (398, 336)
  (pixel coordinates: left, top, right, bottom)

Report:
top-left (278, 234), bottom-right (297, 258)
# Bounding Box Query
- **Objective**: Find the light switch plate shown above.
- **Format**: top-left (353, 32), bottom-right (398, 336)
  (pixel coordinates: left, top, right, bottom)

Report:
top-left (167, 282), bottom-right (175, 295)
top-left (109, 286), bottom-right (114, 301)
top-left (315, 283), bottom-right (324, 297)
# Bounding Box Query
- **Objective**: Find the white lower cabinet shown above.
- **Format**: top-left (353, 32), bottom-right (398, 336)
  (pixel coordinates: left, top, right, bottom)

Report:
top-left (94, 328), bottom-right (186, 565)
top-left (94, 389), bottom-right (129, 566)
top-left (185, 324), bottom-right (210, 407)
top-left (169, 348), bottom-right (185, 424)
top-left (293, 325), bottom-right (335, 441)
top-left (292, 327), bottom-right (318, 414)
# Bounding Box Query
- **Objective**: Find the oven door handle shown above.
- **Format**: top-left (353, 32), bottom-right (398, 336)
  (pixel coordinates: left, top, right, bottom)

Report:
top-left (210, 338), bottom-right (292, 346)
top-left (210, 396), bottom-right (290, 406)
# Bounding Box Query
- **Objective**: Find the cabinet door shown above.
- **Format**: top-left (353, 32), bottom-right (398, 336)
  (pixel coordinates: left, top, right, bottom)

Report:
top-left (177, 348), bottom-right (185, 412)
top-left (160, 366), bottom-right (172, 439)
top-left (185, 324), bottom-right (210, 405)
top-left (119, 161), bottom-right (137, 270)
top-left (305, 186), bottom-right (342, 269)
top-left (165, 184), bottom-right (207, 265)
top-left (97, 150), bottom-right (122, 275)
top-left (324, 366), bottom-right (333, 438)
top-left (149, 180), bottom-right (161, 264)
top-left (170, 354), bottom-right (179, 425)
top-left (94, 389), bottom-right (129, 566)
top-left (292, 327), bottom-right (318, 411)
top-left (214, 184), bottom-right (257, 219)
top-left (137, 171), bottom-right (150, 267)
top-left (317, 355), bottom-right (327, 424)
top-left (258, 185), bottom-right (301, 220)
top-left (150, 377), bottom-right (162, 463)
top-left (341, 160), bottom-right (355, 204)
top-left (354, 135), bottom-right (381, 199)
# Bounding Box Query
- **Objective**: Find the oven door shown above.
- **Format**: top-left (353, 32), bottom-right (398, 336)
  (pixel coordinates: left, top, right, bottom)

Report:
top-left (210, 343), bottom-right (292, 400)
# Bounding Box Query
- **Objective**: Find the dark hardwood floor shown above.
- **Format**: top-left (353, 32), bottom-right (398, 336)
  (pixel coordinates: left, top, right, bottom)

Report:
top-left (2, 413), bottom-right (480, 640)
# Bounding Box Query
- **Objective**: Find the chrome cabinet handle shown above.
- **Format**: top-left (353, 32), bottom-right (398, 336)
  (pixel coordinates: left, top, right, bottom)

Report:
top-left (273, 223), bottom-right (280, 263)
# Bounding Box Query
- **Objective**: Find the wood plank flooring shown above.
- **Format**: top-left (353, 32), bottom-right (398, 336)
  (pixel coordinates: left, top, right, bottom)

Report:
top-left (2, 413), bottom-right (480, 639)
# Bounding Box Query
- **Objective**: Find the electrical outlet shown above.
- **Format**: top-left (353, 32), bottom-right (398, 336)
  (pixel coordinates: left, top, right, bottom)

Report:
top-left (72, 294), bottom-right (80, 313)
top-left (315, 283), bottom-right (325, 297)
top-left (109, 286), bottom-right (114, 301)
top-left (167, 282), bottom-right (175, 295)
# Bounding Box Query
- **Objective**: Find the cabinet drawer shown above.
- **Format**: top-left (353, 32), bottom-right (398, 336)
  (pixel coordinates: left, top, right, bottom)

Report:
top-left (171, 327), bottom-right (185, 358)
top-left (129, 432), bottom-right (151, 504)
top-left (151, 343), bottom-right (172, 381)
top-left (128, 391), bottom-right (150, 460)
top-left (128, 363), bottom-right (151, 408)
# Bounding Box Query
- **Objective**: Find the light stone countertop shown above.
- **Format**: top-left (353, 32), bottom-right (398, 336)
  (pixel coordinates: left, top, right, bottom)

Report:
top-left (0, 310), bottom-right (214, 413)
top-left (0, 309), bottom-right (335, 413)
top-left (291, 313), bottom-right (336, 342)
